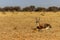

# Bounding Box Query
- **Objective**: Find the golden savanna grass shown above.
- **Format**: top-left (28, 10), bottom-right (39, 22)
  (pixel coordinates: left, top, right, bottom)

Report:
top-left (0, 12), bottom-right (60, 40)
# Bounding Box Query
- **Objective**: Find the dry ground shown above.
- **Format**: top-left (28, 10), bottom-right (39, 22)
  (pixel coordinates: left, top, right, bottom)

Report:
top-left (0, 12), bottom-right (60, 40)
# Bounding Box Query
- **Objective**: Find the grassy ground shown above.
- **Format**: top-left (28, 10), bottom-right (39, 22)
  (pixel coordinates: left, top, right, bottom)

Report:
top-left (0, 12), bottom-right (60, 40)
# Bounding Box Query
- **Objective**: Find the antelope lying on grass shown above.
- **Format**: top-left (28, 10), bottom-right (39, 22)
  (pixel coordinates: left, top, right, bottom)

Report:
top-left (36, 23), bottom-right (51, 30)
top-left (33, 17), bottom-right (52, 31)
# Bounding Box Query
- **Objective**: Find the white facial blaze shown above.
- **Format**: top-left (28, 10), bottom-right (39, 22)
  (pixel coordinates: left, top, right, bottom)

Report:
top-left (45, 26), bottom-right (50, 30)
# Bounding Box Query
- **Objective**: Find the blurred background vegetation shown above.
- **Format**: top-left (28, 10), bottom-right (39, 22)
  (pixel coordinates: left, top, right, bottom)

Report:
top-left (0, 5), bottom-right (60, 12)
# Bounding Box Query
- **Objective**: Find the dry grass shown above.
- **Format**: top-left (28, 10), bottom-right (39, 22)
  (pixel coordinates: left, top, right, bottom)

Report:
top-left (0, 12), bottom-right (60, 40)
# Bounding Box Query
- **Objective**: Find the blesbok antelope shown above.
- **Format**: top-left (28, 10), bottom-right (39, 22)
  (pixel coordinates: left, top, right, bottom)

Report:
top-left (34, 17), bottom-right (52, 31)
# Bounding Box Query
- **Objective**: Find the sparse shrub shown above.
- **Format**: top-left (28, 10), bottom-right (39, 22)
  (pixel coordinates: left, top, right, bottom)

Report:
top-left (2, 6), bottom-right (21, 12)
top-left (0, 8), bottom-right (4, 12)
top-left (35, 7), bottom-right (47, 12)
top-left (22, 7), bottom-right (29, 11)
top-left (58, 7), bottom-right (60, 11)
top-left (47, 6), bottom-right (58, 12)
top-left (22, 5), bottom-right (35, 11)
top-left (3, 7), bottom-right (10, 11)
top-left (13, 6), bottom-right (21, 11)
